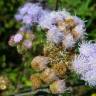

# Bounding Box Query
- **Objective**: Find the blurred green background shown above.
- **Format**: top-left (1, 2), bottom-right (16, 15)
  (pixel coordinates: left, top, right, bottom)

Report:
top-left (0, 0), bottom-right (96, 96)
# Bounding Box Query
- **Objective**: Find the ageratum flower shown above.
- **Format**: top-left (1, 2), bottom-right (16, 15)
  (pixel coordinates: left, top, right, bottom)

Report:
top-left (62, 33), bottom-right (75, 49)
top-left (82, 70), bottom-right (96, 86)
top-left (14, 33), bottom-right (23, 43)
top-left (72, 42), bottom-right (96, 86)
top-left (46, 27), bottom-right (64, 44)
top-left (79, 41), bottom-right (96, 57)
top-left (15, 3), bottom-right (44, 25)
top-left (39, 9), bottom-right (70, 29)
top-left (72, 24), bottom-right (86, 40)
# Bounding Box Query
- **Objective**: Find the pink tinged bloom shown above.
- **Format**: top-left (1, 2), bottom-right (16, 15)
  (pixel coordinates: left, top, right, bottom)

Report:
top-left (23, 40), bottom-right (32, 49)
top-left (14, 33), bottom-right (23, 43)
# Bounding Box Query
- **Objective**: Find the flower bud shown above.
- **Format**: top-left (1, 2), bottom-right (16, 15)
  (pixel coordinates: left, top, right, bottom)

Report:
top-left (31, 56), bottom-right (49, 71)
top-left (40, 68), bottom-right (57, 84)
top-left (49, 80), bottom-right (66, 94)
top-left (30, 75), bottom-right (42, 90)
top-left (0, 76), bottom-right (9, 90)
top-left (23, 40), bottom-right (32, 49)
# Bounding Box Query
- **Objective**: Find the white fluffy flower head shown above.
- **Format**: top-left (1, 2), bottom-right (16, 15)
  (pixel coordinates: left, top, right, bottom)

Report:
top-left (72, 42), bottom-right (96, 86)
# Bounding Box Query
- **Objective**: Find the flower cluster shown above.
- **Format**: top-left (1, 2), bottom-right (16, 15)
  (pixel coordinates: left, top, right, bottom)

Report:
top-left (72, 42), bottom-right (96, 86)
top-left (8, 1), bottom-right (96, 95)
top-left (13, 2), bottom-right (86, 51)
top-left (15, 3), bottom-right (47, 25)
top-left (39, 10), bottom-right (86, 49)
top-left (30, 56), bottom-right (67, 94)
top-left (9, 27), bottom-right (35, 54)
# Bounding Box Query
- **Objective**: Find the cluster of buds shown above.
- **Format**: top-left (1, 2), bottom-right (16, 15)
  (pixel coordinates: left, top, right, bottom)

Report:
top-left (30, 56), bottom-right (67, 94)
top-left (0, 76), bottom-right (9, 91)
top-left (9, 27), bottom-right (35, 54)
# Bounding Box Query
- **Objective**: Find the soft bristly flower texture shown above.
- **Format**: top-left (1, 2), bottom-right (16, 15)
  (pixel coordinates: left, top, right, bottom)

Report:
top-left (39, 9), bottom-right (85, 49)
top-left (39, 9), bottom-right (71, 29)
top-left (72, 42), bottom-right (96, 86)
top-left (15, 2), bottom-right (45, 25)
top-left (62, 33), bottom-right (75, 49)
top-left (79, 41), bottom-right (96, 57)
top-left (14, 33), bottom-right (23, 43)
top-left (47, 27), bottom-right (64, 44)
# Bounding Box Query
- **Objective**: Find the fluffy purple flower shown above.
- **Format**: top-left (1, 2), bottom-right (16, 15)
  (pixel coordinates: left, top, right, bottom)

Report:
top-left (14, 33), bottom-right (23, 43)
top-left (47, 27), bottom-right (64, 44)
top-left (39, 10), bottom-right (70, 29)
top-left (72, 42), bottom-right (96, 86)
top-left (62, 33), bottom-right (75, 49)
top-left (79, 42), bottom-right (96, 57)
top-left (22, 15), bottom-right (32, 25)
top-left (15, 3), bottom-right (44, 25)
